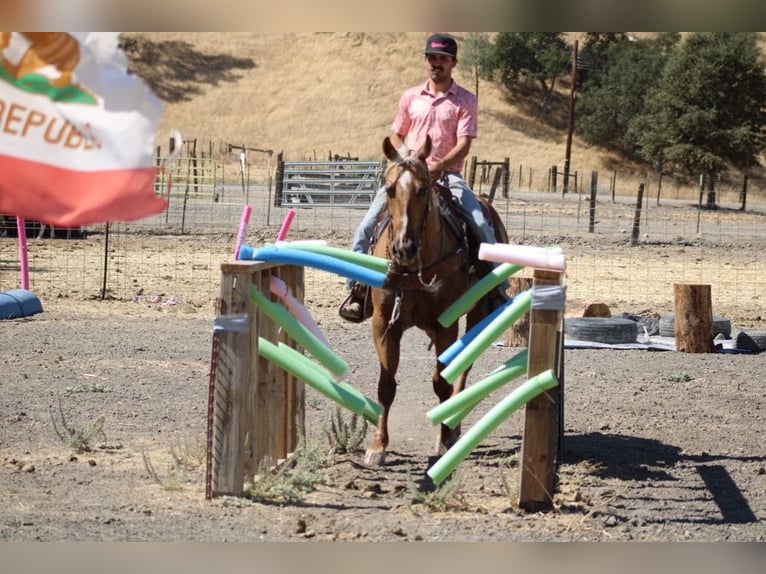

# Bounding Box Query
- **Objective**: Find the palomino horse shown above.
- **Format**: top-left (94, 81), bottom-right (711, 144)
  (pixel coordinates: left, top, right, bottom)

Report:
top-left (364, 135), bottom-right (508, 466)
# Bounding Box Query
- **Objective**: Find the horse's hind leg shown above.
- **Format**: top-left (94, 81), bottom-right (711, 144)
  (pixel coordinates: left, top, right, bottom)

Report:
top-left (364, 317), bottom-right (402, 467)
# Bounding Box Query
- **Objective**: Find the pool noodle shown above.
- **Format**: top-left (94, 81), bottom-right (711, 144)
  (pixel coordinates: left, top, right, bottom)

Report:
top-left (438, 301), bottom-right (511, 366)
top-left (275, 342), bottom-right (382, 424)
top-left (276, 208), bottom-right (296, 241)
top-left (427, 348), bottom-right (529, 425)
top-left (427, 369), bottom-right (559, 485)
top-left (478, 243), bottom-right (566, 271)
top-left (239, 245), bottom-right (386, 288)
top-left (273, 243), bottom-right (390, 274)
top-left (258, 338), bottom-right (365, 416)
top-left (270, 275), bottom-right (331, 349)
top-left (233, 205), bottom-right (252, 260)
top-left (16, 217), bottom-right (29, 290)
top-left (440, 289), bottom-right (533, 384)
top-left (438, 262), bottom-right (523, 327)
top-left (250, 285), bottom-right (348, 378)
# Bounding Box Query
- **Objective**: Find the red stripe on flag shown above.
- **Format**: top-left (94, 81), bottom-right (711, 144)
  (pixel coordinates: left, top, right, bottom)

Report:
top-left (0, 155), bottom-right (167, 227)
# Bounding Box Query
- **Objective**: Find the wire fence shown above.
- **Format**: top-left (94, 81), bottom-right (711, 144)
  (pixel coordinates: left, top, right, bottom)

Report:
top-left (2, 151), bottom-right (765, 325)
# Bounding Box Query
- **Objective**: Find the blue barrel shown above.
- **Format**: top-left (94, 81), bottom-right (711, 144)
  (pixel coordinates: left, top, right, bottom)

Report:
top-left (0, 289), bottom-right (43, 319)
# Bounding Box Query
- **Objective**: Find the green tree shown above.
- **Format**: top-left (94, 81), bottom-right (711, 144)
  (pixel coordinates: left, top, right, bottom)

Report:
top-left (634, 32), bottom-right (766, 206)
top-left (488, 33), bottom-right (570, 117)
top-left (459, 32), bottom-right (493, 103)
top-left (576, 35), bottom-right (672, 161)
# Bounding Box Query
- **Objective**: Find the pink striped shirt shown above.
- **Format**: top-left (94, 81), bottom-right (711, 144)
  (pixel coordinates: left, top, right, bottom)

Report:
top-left (391, 80), bottom-right (478, 173)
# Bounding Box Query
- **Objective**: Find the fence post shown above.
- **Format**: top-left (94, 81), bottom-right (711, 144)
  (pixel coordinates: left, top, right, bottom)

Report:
top-left (502, 157), bottom-right (510, 198)
top-left (588, 171), bottom-right (598, 233)
top-left (519, 269), bottom-right (564, 512)
top-left (550, 165), bottom-right (557, 194)
top-left (468, 156), bottom-right (478, 189)
top-left (207, 261), bottom-right (305, 498)
top-left (740, 175), bottom-right (748, 211)
top-left (630, 183), bottom-right (645, 246)
top-left (274, 152), bottom-right (285, 207)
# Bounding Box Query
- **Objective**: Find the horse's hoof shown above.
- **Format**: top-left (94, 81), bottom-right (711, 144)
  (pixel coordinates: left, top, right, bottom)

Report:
top-left (364, 449), bottom-right (386, 467)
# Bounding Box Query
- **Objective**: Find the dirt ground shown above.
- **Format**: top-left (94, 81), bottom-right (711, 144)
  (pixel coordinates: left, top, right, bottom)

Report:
top-left (2, 221), bottom-right (766, 543)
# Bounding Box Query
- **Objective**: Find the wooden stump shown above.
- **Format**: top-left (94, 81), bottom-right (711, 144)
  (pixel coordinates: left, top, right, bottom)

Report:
top-left (505, 276), bottom-right (533, 347)
top-left (673, 283), bottom-right (714, 353)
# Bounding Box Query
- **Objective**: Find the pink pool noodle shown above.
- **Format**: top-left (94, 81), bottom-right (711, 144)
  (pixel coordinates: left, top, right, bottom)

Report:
top-left (276, 208), bottom-right (297, 241)
top-left (270, 275), bottom-right (332, 350)
top-left (233, 205), bottom-right (252, 259)
top-left (479, 243), bottom-right (566, 271)
top-left (16, 217), bottom-right (29, 290)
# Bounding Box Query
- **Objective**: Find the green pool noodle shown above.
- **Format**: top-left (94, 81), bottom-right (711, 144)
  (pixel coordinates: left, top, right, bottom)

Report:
top-left (427, 349), bottom-right (528, 426)
top-left (251, 285), bottom-right (348, 378)
top-left (427, 369), bottom-right (559, 486)
top-left (438, 262), bottom-right (523, 327)
top-left (440, 289), bottom-right (532, 384)
top-left (442, 352), bottom-right (529, 429)
top-left (258, 338), bottom-right (366, 416)
top-left (338, 382), bottom-right (383, 425)
top-left (271, 243), bottom-right (390, 274)
top-left (277, 342), bottom-right (382, 425)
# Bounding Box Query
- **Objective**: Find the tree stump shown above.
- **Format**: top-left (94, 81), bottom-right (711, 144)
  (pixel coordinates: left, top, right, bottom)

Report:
top-left (673, 283), bottom-right (714, 353)
top-left (505, 276), bottom-right (533, 347)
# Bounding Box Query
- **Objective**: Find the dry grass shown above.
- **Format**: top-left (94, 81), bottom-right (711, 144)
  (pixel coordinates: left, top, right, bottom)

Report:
top-left (126, 31), bottom-right (727, 194)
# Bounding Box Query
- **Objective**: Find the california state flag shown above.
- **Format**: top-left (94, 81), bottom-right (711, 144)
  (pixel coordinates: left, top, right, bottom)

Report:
top-left (0, 32), bottom-right (166, 226)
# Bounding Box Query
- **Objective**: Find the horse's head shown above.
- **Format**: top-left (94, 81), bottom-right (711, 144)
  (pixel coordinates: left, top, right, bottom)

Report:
top-left (381, 135), bottom-right (434, 267)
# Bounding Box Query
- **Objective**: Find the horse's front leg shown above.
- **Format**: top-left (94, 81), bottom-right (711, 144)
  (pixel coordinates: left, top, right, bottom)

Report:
top-left (431, 324), bottom-right (466, 455)
top-left (364, 313), bottom-right (402, 467)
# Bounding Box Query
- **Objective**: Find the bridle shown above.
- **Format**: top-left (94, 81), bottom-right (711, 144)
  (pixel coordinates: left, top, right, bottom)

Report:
top-left (381, 158), bottom-right (468, 328)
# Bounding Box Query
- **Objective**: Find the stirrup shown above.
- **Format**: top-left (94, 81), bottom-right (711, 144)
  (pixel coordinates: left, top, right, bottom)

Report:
top-left (338, 285), bottom-right (372, 323)
top-left (339, 293), bottom-right (365, 323)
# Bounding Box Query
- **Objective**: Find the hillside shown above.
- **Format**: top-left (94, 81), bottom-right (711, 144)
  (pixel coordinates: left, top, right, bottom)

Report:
top-left (122, 32), bottom-right (637, 176)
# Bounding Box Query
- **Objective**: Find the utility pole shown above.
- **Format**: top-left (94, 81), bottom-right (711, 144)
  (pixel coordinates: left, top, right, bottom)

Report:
top-left (563, 39), bottom-right (578, 196)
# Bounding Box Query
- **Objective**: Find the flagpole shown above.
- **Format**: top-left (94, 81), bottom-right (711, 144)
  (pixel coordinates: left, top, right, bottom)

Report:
top-left (15, 216), bottom-right (30, 290)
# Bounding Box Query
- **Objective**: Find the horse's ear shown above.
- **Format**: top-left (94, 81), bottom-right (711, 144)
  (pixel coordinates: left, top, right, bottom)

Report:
top-left (416, 135), bottom-right (432, 161)
top-left (382, 137), bottom-right (401, 162)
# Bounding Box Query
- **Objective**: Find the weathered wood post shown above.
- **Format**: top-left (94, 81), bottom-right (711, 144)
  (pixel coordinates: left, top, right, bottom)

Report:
top-left (502, 157), bottom-right (510, 198)
top-left (673, 283), bottom-right (714, 353)
top-left (740, 175), bottom-right (748, 211)
top-left (206, 261), bottom-right (305, 498)
top-left (550, 165), bottom-right (557, 194)
top-left (504, 276), bottom-right (534, 348)
top-left (274, 152), bottom-right (285, 207)
top-left (519, 269), bottom-right (565, 511)
top-left (630, 183), bottom-right (645, 246)
top-left (588, 171), bottom-right (598, 233)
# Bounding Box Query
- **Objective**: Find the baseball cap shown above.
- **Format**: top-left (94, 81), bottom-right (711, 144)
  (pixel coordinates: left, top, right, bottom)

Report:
top-left (424, 33), bottom-right (457, 58)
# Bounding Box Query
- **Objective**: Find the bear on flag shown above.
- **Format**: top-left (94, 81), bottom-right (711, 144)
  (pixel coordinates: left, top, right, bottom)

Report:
top-left (0, 32), bottom-right (167, 226)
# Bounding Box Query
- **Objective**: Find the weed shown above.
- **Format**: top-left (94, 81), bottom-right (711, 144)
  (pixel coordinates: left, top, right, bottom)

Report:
top-left (170, 435), bottom-right (206, 470)
top-left (142, 450), bottom-right (182, 491)
top-left (143, 435), bottom-right (206, 490)
top-left (410, 474), bottom-right (467, 512)
top-left (246, 438), bottom-right (330, 504)
top-left (49, 396), bottom-right (107, 453)
top-left (65, 382), bottom-right (112, 393)
top-left (668, 372), bottom-right (694, 382)
top-left (324, 407), bottom-right (368, 454)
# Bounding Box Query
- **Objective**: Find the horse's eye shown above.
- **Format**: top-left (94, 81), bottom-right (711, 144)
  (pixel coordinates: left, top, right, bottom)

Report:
top-left (385, 184), bottom-right (397, 198)
top-left (417, 186), bottom-right (428, 196)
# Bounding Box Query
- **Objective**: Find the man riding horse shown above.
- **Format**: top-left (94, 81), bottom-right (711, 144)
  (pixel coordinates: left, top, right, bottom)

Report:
top-left (339, 33), bottom-right (507, 322)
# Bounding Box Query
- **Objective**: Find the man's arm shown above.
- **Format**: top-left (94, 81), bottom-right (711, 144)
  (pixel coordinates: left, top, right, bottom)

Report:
top-left (429, 135), bottom-right (472, 178)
